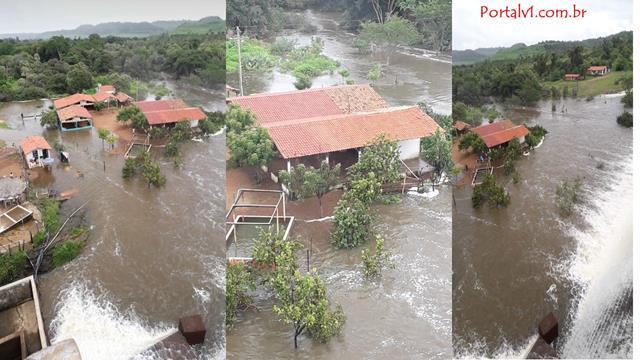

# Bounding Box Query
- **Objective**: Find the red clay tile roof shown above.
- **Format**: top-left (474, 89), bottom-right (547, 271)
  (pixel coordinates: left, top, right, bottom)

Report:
top-left (134, 99), bottom-right (189, 112)
top-left (143, 108), bottom-right (207, 125)
top-left (115, 92), bottom-right (133, 102)
top-left (564, 73), bottom-right (580, 78)
top-left (93, 92), bottom-right (116, 102)
top-left (587, 66), bottom-right (607, 71)
top-left (472, 120), bottom-right (529, 148)
top-left (56, 105), bottom-right (93, 121)
top-left (53, 93), bottom-right (95, 109)
top-left (227, 84), bottom-right (388, 126)
top-left (98, 85), bottom-right (115, 93)
top-left (265, 106), bottom-right (440, 159)
top-left (20, 136), bottom-right (51, 154)
top-left (453, 121), bottom-right (470, 131)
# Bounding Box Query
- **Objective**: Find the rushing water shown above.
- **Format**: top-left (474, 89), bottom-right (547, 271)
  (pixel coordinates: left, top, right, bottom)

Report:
top-left (0, 82), bottom-right (227, 359)
top-left (227, 10), bottom-right (452, 115)
top-left (226, 10), bottom-right (452, 359)
top-left (452, 95), bottom-right (633, 358)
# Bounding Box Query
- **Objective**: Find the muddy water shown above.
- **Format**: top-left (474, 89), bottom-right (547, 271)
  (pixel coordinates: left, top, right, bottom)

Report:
top-left (226, 10), bottom-right (452, 359)
top-left (452, 95), bottom-right (633, 358)
top-left (227, 10), bottom-right (452, 114)
top-left (0, 83), bottom-right (226, 360)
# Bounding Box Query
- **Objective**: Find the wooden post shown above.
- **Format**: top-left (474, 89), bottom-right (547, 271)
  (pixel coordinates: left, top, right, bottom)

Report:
top-left (236, 26), bottom-right (244, 97)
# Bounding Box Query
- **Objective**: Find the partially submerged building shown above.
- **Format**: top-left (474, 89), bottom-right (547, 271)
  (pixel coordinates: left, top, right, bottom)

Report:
top-left (53, 93), bottom-right (95, 110)
top-left (134, 99), bottom-right (207, 128)
top-left (56, 105), bottom-right (93, 131)
top-left (20, 136), bottom-right (53, 169)
top-left (228, 85), bottom-right (441, 170)
top-left (471, 119), bottom-right (529, 148)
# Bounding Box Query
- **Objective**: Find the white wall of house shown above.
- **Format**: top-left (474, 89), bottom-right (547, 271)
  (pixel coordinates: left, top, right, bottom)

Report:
top-left (190, 120), bottom-right (200, 128)
top-left (518, 136), bottom-right (526, 144)
top-left (25, 148), bottom-right (52, 164)
top-left (398, 138), bottom-right (421, 160)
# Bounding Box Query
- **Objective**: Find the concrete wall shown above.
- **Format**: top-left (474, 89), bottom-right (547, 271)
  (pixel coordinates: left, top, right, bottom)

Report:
top-left (398, 138), bottom-right (420, 160)
top-left (24, 149), bottom-right (51, 163)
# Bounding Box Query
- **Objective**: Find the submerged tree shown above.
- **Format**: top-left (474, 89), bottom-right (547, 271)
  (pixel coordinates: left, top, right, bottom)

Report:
top-left (347, 134), bottom-right (402, 185)
top-left (354, 15), bottom-right (421, 64)
top-left (227, 127), bottom-right (276, 183)
top-left (472, 173), bottom-right (510, 208)
top-left (421, 129), bottom-right (452, 182)
top-left (555, 177), bottom-right (582, 216)
top-left (40, 110), bottom-right (59, 129)
top-left (330, 196), bottom-right (375, 249)
top-left (361, 234), bottom-right (394, 278)
top-left (226, 262), bottom-right (255, 327)
top-left (279, 162), bottom-right (341, 216)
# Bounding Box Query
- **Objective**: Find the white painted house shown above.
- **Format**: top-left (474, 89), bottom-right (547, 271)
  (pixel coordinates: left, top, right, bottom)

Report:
top-left (20, 136), bottom-right (54, 168)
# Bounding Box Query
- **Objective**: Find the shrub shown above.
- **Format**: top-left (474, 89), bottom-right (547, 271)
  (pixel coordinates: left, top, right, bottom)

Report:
top-left (361, 235), bottom-right (394, 278)
top-left (472, 173), bottom-right (510, 208)
top-left (617, 111), bottom-right (633, 127)
top-left (0, 251), bottom-right (28, 285)
top-left (556, 178), bottom-right (582, 216)
top-left (52, 240), bottom-right (85, 267)
top-left (330, 197), bottom-right (374, 249)
top-left (226, 262), bottom-right (255, 327)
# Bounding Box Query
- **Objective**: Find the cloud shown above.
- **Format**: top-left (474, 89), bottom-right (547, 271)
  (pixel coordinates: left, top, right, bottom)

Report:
top-left (453, 0), bottom-right (633, 49)
top-left (0, 0), bottom-right (226, 33)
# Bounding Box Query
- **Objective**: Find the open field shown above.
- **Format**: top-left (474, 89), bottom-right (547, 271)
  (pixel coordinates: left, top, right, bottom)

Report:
top-left (545, 71), bottom-right (630, 98)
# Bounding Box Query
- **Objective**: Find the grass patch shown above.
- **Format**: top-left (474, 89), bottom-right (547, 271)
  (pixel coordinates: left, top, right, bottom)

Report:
top-left (52, 240), bottom-right (85, 267)
top-left (226, 39), bottom-right (277, 73)
top-left (0, 251), bottom-right (28, 286)
top-left (545, 71), bottom-right (629, 98)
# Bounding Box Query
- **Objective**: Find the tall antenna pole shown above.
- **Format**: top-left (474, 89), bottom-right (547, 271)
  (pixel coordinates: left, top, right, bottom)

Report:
top-left (236, 26), bottom-right (244, 96)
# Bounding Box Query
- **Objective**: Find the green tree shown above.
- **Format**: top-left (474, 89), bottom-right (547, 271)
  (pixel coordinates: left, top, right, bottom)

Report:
top-left (225, 105), bottom-right (256, 136)
top-left (421, 130), bottom-right (452, 181)
top-left (617, 111), bottom-right (633, 127)
top-left (97, 128), bottom-right (110, 149)
top-left (458, 131), bottom-right (487, 155)
top-left (141, 160), bottom-right (166, 187)
top-left (65, 63), bottom-right (94, 93)
top-left (354, 16), bottom-right (421, 64)
top-left (330, 197), bottom-right (375, 249)
top-left (556, 178), bottom-right (582, 216)
top-left (279, 162), bottom-right (341, 216)
top-left (227, 127), bottom-right (276, 183)
top-left (40, 110), bottom-right (59, 129)
top-left (361, 234), bottom-right (394, 278)
top-left (226, 262), bottom-right (256, 327)
top-left (347, 134), bottom-right (402, 184)
top-left (472, 173), bottom-right (510, 208)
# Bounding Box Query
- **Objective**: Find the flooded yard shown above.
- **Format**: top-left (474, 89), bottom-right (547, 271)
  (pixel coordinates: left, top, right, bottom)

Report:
top-left (226, 9), bottom-right (452, 359)
top-left (0, 82), bottom-right (227, 360)
top-left (452, 95), bottom-right (633, 358)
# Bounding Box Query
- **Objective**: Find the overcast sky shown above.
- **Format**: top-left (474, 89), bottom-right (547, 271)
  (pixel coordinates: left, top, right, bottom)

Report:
top-left (0, 0), bottom-right (226, 34)
top-left (453, 0), bottom-right (633, 50)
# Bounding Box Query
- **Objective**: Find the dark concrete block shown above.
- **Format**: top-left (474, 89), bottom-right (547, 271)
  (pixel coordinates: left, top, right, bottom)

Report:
top-left (527, 337), bottom-right (558, 359)
top-left (538, 312), bottom-right (558, 344)
top-left (179, 315), bottom-right (206, 345)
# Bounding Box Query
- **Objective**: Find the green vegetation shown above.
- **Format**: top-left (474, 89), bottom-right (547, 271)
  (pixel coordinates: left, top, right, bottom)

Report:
top-left (556, 178), bottom-right (582, 216)
top-left (0, 31), bottom-right (224, 102)
top-left (278, 162), bottom-right (341, 216)
top-left (226, 39), bottom-right (277, 73)
top-left (347, 134), bottom-right (402, 185)
top-left (40, 110), bottom-right (59, 129)
top-left (227, 127), bottom-right (276, 183)
top-left (52, 240), bottom-right (85, 267)
top-left (458, 132), bottom-right (487, 155)
top-left (421, 130), bottom-right (452, 181)
top-left (453, 31), bottom-right (632, 106)
top-left (361, 235), bottom-right (394, 278)
top-left (0, 251), bottom-right (28, 286)
top-left (171, 16), bottom-right (226, 35)
top-left (354, 15), bottom-right (421, 64)
top-left (121, 152), bottom-right (166, 187)
top-left (472, 173), bottom-right (510, 208)
top-left (331, 196), bottom-right (375, 249)
top-left (367, 64), bottom-right (383, 81)
top-left (116, 106), bottom-right (147, 130)
top-left (617, 111), bottom-right (633, 128)
top-left (525, 125), bottom-right (548, 148)
top-left (199, 111), bottom-right (225, 135)
top-left (226, 262), bottom-right (255, 327)
top-left (452, 102), bottom-right (501, 126)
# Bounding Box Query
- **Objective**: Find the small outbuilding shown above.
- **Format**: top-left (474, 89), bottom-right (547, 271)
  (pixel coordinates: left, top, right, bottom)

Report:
top-left (471, 119), bottom-right (529, 148)
top-left (453, 120), bottom-right (471, 135)
top-left (587, 66), bottom-right (609, 76)
top-left (97, 84), bottom-right (116, 94)
top-left (53, 93), bottom-right (95, 110)
top-left (564, 73), bottom-right (581, 81)
top-left (134, 99), bottom-right (207, 128)
top-left (20, 136), bottom-right (53, 168)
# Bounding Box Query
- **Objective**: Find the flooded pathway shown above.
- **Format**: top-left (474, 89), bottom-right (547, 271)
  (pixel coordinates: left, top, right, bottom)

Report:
top-left (0, 83), bottom-right (227, 359)
top-left (226, 10), bottom-right (452, 359)
top-left (452, 95), bottom-right (633, 358)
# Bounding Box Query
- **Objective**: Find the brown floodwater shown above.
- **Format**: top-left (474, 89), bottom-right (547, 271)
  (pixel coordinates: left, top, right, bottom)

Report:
top-left (226, 10), bottom-right (453, 359)
top-left (0, 82), bottom-right (227, 360)
top-left (227, 10), bottom-right (452, 114)
top-left (452, 95), bottom-right (633, 358)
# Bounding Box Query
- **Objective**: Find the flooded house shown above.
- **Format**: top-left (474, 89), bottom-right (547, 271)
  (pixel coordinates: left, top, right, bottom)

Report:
top-left (53, 93), bottom-right (95, 110)
top-left (20, 136), bottom-right (53, 169)
top-left (228, 84), bottom-right (441, 172)
top-left (134, 99), bottom-right (207, 128)
top-left (471, 119), bottom-right (529, 149)
top-left (56, 106), bottom-right (93, 131)
top-left (587, 65), bottom-right (609, 76)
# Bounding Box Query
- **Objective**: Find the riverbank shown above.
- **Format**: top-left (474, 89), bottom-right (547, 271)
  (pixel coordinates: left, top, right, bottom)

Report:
top-left (544, 71), bottom-right (630, 98)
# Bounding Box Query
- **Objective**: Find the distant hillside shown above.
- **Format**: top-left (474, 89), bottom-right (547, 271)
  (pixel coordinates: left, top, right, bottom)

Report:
top-left (453, 31), bottom-right (632, 64)
top-left (453, 47), bottom-right (502, 64)
top-left (171, 16), bottom-right (225, 34)
top-left (0, 17), bottom-right (224, 40)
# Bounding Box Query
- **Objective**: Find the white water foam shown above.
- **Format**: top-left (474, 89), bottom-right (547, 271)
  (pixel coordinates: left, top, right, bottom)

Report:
top-left (49, 282), bottom-right (175, 360)
top-left (560, 158), bottom-right (633, 358)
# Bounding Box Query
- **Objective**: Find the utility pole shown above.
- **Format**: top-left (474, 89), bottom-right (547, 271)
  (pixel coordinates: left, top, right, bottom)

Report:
top-left (236, 26), bottom-right (244, 96)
